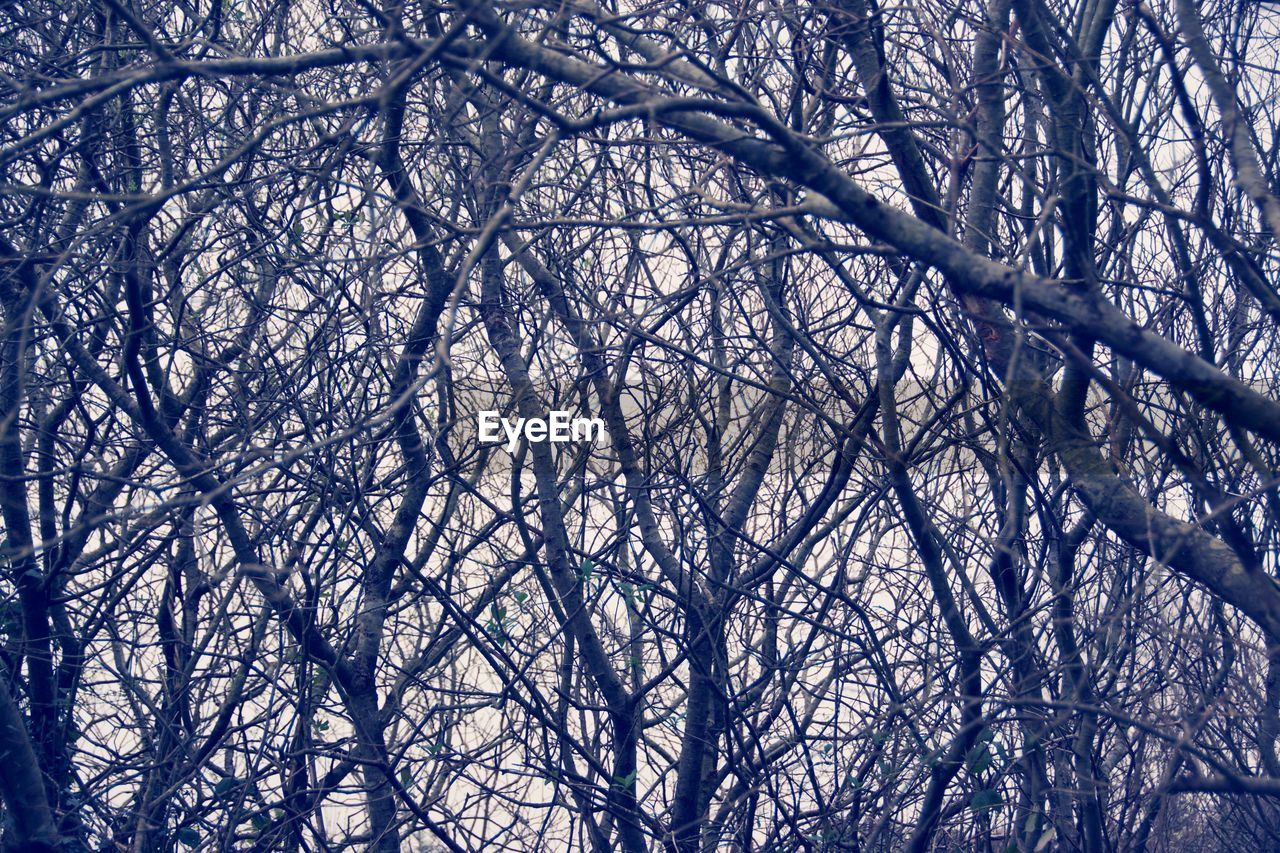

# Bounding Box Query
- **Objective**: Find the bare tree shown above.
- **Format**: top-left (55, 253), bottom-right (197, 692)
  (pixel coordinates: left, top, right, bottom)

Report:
top-left (2, 0), bottom-right (1280, 849)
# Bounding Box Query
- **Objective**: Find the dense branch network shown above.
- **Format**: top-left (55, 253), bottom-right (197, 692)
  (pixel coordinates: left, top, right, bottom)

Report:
top-left (1, 0), bottom-right (1279, 850)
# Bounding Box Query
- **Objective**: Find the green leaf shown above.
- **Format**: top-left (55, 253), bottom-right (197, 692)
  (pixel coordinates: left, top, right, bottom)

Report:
top-left (579, 558), bottom-right (594, 582)
top-left (613, 770), bottom-right (637, 790)
top-left (399, 767), bottom-right (413, 788)
top-left (486, 620), bottom-right (506, 647)
top-left (214, 776), bottom-right (241, 796)
top-left (513, 590), bottom-right (528, 605)
top-left (970, 789), bottom-right (1001, 811)
top-left (965, 743), bottom-right (992, 776)
top-left (251, 813), bottom-right (270, 832)
top-left (176, 828), bottom-right (201, 847)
